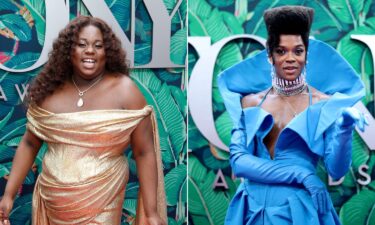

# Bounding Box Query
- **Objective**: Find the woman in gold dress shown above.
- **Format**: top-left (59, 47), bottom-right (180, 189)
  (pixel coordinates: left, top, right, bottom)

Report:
top-left (0, 16), bottom-right (166, 225)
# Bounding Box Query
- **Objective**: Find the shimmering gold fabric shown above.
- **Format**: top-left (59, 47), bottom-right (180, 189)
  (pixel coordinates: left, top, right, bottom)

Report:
top-left (26, 104), bottom-right (167, 225)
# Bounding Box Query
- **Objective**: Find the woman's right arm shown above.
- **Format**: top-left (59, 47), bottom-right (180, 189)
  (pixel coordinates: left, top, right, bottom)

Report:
top-left (235, 94), bottom-right (314, 184)
top-left (230, 117), bottom-right (331, 214)
top-left (229, 115), bottom-right (314, 184)
top-left (0, 129), bottom-right (42, 223)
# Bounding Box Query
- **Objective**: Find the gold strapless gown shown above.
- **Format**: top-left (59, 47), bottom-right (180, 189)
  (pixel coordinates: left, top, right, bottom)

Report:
top-left (26, 104), bottom-right (166, 225)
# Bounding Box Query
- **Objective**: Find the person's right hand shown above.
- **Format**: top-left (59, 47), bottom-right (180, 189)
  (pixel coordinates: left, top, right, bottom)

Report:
top-left (146, 215), bottom-right (166, 225)
top-left (0, 195), bottom-right (13, 225)
top-left (302, 174), bottom-right (331, 214)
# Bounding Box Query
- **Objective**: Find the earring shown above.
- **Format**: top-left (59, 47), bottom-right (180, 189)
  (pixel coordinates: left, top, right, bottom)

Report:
top-left (301, 66), bottom-right (306, 78)
top-left (271, 65), bottom-right (276, 79)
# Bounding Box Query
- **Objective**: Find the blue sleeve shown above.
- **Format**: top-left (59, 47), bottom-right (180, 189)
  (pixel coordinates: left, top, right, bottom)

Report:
top-left (323, 122), bottom-right (354, 180)
top-left (229, 114), bottom-right (314, 184)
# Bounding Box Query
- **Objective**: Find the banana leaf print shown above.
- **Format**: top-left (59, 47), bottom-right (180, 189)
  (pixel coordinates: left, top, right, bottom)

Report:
top-left (0, 0), bottom-right (187, 224)
top-left (188, 0), bottom-right (375, 224)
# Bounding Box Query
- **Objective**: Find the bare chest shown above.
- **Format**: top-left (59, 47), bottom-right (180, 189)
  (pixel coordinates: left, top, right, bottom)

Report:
top-left (40, 82), bottom-right (123, 113)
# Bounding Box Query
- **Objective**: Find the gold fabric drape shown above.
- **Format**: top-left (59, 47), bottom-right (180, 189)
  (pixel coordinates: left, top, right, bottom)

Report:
top-left (26, 104), bottom-right (166, 225)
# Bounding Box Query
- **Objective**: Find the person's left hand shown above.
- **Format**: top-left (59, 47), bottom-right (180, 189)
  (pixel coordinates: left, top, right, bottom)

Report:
top-left (302, 174), bottom-right (331, 214)
top-left (337, 107), bottom-right (369, 132)
top-left (146, 215), bottom-right (166, 225)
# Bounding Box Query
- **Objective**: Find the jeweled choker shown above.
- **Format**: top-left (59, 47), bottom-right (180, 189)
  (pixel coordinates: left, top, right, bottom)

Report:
top-left (272, 75), bottom-right (307, 96)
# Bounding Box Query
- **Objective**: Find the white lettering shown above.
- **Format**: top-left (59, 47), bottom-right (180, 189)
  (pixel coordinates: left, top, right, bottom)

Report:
top-left (212, 169), bottom-right (229, 189)
top-left (0, 86), bottom-right (7, 101)
top-left (328, 176), bottom-right (344, 186)
top-left (188, 35), bottom-right (266, 151)
top-left (357, 164), bottom-right (371, 186)
top-left (15, 83), bottom-right (29, 102)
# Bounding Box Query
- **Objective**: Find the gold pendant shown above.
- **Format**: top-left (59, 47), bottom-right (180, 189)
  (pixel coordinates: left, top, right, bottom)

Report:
top-left (77, 98), bottom-right (83, 107)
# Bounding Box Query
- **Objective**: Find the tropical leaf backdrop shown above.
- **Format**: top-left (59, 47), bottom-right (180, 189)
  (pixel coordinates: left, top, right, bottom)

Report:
top-left (0, 0), bottom-right (187, 224)
top-left (188, 0), bottom-right (375, 224)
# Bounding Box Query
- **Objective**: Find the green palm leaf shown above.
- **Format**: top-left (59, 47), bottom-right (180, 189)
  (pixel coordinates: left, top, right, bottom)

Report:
top-left (77, 0), bottom-right (89, 16)
top-left (188, 116), bottom-right (209, 150)
top-left (188, 155), bottom-right (231, 225)
top-left (123, 198), bottom-right (137, 215)
top-left (188, 0), bottom-right (212, 36)
top-left (20, 0), bottom-right (46, 45)
top-left (163, 0), bottom-right (186, 24)
top-left (352, 132), bottom-right (370, 171)
top-left (340, 189), bottom-right (375, 225)
top-left (0, 118), bottom-right (27, 142)
top-left (306, 0), bottom-right (343, 31)
top-left (0, 107), bottom-right (14, 130)
top-left (189, 5), bottom-right (243, 70)
top-left (0, 163), bottom-right (10, 178)
top-left (125, 182), bottom-right (139, 199)
top-left (0, 1), bottom-right (18, 11)
top-left (3, 136), bottom-right (22, 147)
top-left (0, 144), bottom-right (15, 161)
top-left (215, 111), bottom-right (232, 147)
top-left (327, 0), bottom-right (363, 26)
top-left (222, 11), bottom-right (244, 34)
top-left (201, 147), bottom-right (230, 169)
top-left (165, 164), bottom-right (187, 206)
top-left (134, 43), bottom-right (151, 65)
top-left (131, 69), bottom-right (186, 166)
top-left (105, 0), bottom-right (131, 29)
top-left (157, 69), bottom-right (182, 82)
top-left (169, 85), bottom-right (186, 117)
top-left (171, 27), bottom-right (187, 65)
top-left (9, 194), bottom-right (32, 225)
top-left (234, 0), bottom-right (248, 25)
top-left (0, 14), bottom-right (31, 41)
top-left (4, 52), bottom-right (41, 69)
top-left (208, 0), bottom-right (234, 8)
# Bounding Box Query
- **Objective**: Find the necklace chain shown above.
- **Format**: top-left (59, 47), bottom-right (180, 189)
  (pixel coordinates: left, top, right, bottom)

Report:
top-left (276, 87), bottom-right (309, 117)
top-left (71, 73), bottom-right (104, 107)
top-left (72, 73), bottom-right (104, 95)
top-left (279, 95), bottom-right (298, 117)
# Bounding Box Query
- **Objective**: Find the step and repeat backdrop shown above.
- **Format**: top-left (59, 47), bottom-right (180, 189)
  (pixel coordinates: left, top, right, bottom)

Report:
top-left (0, 0), bottom-right (187, 224)
top-left (188, 0), bottom-right (375, 225)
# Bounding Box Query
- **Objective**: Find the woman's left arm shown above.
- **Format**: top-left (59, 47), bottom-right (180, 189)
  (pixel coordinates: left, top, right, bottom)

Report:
top-left (122, 76), bottom-right (166, 225)
top-left (323, 107), bottom-right (368, 180)
top-left (132, 113), bottom-right (165, 225)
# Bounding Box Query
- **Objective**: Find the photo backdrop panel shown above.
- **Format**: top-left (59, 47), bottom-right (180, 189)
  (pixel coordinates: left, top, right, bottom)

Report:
top-left (0, 1), bottom-right (187, 224)
top-left (188, 0), bottom-right (375, 225)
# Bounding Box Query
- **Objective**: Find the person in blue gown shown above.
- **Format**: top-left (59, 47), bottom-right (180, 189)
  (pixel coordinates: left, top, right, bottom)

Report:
top-left (218, 6), bottom-right (368, 225)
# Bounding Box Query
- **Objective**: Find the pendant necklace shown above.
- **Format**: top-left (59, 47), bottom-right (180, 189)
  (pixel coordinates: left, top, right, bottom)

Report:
top-left (279, 96), bottom-right (298, 117)
top-left (72, 73), bottom-right (104, 107)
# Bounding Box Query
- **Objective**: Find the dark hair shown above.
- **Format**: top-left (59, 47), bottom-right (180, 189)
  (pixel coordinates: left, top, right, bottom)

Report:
top-left (264, 6), bottom-right (314, 56)
top-left (29, 16), bottom-right (129, 104)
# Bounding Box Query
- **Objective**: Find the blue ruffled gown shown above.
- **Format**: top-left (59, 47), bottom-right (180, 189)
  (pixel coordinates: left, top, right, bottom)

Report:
top-left (218, 40), bottom-right (365, 225)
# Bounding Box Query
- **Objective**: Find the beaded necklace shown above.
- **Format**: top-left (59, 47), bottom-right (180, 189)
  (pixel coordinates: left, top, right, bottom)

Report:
top-left (272, 74), bottom-right (307, 96)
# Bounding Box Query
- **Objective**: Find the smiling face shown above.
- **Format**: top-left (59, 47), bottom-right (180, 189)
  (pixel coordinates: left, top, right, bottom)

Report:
top-left (269, 34), bottom-right (306, 81)
top-left (71, 25), bottom-right (106, 80)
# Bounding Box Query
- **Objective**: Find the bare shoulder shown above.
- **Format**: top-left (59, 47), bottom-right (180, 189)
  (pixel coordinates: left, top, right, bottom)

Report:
top-left (111, 73), bottom-right (146, 110)
top-left (241, 89), bottom-right (268, 108)
top-left (309, 86), bottom-right (330, 103)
